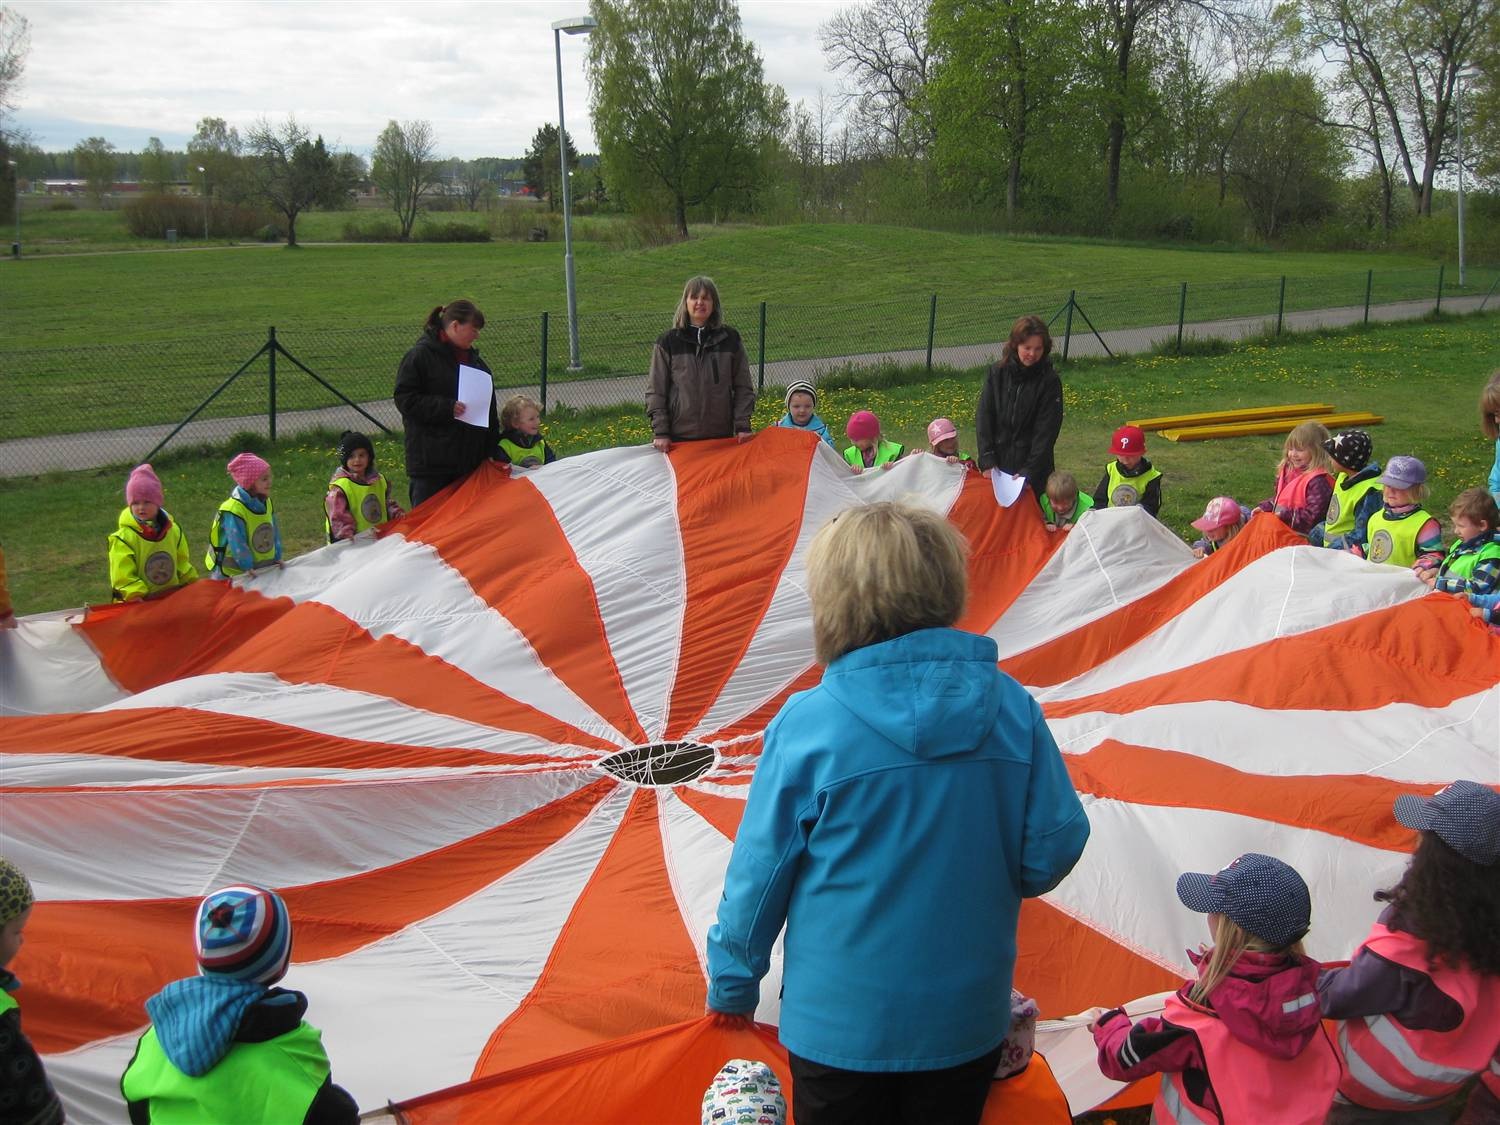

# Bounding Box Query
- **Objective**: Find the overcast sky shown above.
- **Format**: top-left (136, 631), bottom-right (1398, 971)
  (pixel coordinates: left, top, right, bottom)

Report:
top-left (11, 0), bottom-right (849, 158)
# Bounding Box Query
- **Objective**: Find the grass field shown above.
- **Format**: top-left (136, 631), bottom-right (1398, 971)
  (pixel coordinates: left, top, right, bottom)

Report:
top-left (5, 222), bottom-right (1494, 445)
top-left (4, 312), bottom-right (1496, 615)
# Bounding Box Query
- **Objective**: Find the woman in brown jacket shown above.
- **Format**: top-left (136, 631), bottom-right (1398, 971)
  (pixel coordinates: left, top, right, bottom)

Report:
top-left (646, 277), bottom-right (756, 452)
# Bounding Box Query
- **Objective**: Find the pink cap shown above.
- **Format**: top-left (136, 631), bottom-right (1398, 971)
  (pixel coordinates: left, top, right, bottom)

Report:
top-left (125, 463), bottom-right (164, 506)
top-left (846, 410), bottom-right (880, 442)
top-left (927, 418), bottom-right (958, 446)
top-left (227, 451), bottom-right (271, 490)
top-left (1191, 496), bottom-right (1243, 532)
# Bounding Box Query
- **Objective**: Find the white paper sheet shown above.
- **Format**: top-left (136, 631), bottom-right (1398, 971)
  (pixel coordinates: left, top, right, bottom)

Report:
top-left (456, 364), bottom-right (493, 429)
top-left (991, 470), bottom-right (1027, 507)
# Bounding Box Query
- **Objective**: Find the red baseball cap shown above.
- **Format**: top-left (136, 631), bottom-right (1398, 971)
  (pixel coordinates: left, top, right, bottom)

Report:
top-left (1110, 425), bottom-right (1146, 456)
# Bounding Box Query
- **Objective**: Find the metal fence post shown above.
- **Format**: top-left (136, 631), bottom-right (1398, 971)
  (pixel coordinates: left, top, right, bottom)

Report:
top-left (1275, 277), bottom-right (1286, 336)
top-left (757, 301), bottom-right (766, 391)
top-left (925, 294), bottom-right (937, 371)
top-left (267, 325), bottom-right (277, 440)
top-left (539, 312), bottom-right (549, 414)
top-left (1176, 282), bottom-right (1187, 354)
top-left (1062, 291), bottom-right (1076, 361)
top-left (1435, 264), bottom-right (1445, 314)
top-left (1363, 270), bottom-right (1373, 324)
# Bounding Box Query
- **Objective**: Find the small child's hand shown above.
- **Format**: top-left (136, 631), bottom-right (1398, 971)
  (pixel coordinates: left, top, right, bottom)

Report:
top-left (880, 461), bottom-right (895, 471)
top-left (1192, 547), bottom-right (1205, 559)
top-left (850, 465), bottom-right (863, 475)
top-left (945, 455), bottom-right (959, 464)
top-left (1045, 523), bottom-right (1057, 533)
top-left (1079, 1006), bottom-right (1111, 1030)
top-left (1472, 605), bottom-right (1490, 620)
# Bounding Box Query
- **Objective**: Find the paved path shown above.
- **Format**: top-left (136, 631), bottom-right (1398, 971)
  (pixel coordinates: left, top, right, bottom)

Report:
top-left (1, 293), bottom-right (1490, 478)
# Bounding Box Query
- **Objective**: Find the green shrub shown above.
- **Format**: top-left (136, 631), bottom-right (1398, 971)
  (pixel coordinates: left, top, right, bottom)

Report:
top-left (416, 221), bottom-right (491, 242)
top-left (46, 199), bottom-right (78, 212)
top-left (123, 193), bottom-right (266, 239)
top-left (341, 218), bottom-right (402, 242)
top-left (489, 202), bottom-right (558, 241)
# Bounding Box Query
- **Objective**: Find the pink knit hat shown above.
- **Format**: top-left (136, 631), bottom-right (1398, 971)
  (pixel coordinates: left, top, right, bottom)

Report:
top-left (125, 463), bottom-right (164, 506)
top-left (846, 410), bottom-right (881, 442)
top-left (227, 451), bottom-right (271, 490)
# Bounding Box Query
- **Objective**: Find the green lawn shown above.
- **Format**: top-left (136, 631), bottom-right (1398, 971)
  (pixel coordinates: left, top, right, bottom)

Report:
top-left (4, 222), bottom-right (1494, 443)
top-left (5, 312), bottom-right (1496, 615)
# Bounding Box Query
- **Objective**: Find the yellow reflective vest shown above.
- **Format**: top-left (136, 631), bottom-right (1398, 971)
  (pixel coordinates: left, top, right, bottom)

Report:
top-left (206, 495), bottom-right (278, 576)
top-left (498, 435), bottom-right (554, 467)
top-left (110, 508), bottom-right (197, 601)
top-left (325, 475), bottom-right (390, 542)
top-left (1364, 507), bottom-right (1435, 567)
top-left (1104, 461), bottom-right (1162, 508)
top-left (121, 1020), bottom-right (330, 1125)
top-left (843, 439), bottom-right (905, 469)
top-left (1323, 472), bottom-right (1383, 540)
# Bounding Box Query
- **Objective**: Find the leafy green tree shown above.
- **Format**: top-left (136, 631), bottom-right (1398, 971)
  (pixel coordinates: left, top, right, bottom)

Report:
top-left (588, 0), bottom-right (786, 236)
top-left (188, 116), bottom-right (247, 203)
top-left (371, 119), bottom-right (442, 239)
top-left (1224, 68), bottom-right (1345, 238)
top-left (927, 0), bottom-right (1080, 218)
top-left (140, 136), bottom-right (172, 192)
top-left (522, 123), bottom-right (579, 211)
top-left (73, 136), bottom-right (117, 205)
top-left (244, 117), bottom-right (356, 246)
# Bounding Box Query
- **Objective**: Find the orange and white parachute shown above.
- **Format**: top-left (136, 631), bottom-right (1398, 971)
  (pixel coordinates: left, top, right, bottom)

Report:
top-left (2, 429), bottom-right (1496, 1121)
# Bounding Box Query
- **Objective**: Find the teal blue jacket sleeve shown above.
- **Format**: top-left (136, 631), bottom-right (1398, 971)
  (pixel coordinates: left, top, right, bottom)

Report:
top-left (705, 714), bottom-right (813, 1015)
top-left (1018, 699), bottom-right (1091, 897)
top-left (1489, 438), bottom-right (1500, 501)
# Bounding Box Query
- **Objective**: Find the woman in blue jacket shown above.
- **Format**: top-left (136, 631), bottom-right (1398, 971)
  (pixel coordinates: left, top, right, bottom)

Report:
top-left (706, 501), bottom-right (1090, 1125)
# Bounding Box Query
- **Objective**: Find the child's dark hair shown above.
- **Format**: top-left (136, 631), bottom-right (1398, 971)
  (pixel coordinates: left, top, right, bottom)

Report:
top-left (1449, 486), bottom-right (1500, 529)
top-left (424, 299), bottom-right (486, 334)
top-left (1375, 831), bottom-right (1500, 975)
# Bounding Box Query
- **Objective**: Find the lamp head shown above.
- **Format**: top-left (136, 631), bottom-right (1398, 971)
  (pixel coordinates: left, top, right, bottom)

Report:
top-left (552, 15), bottom-right (597, 33)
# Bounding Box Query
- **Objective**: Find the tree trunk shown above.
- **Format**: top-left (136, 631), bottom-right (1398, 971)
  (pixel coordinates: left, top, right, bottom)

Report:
top-left (286, 210), bottom-right (298, 247)
top-left (675, 194), bottom-right (689, 238)
top-left (1006, 155), bottom-right (1021, 220)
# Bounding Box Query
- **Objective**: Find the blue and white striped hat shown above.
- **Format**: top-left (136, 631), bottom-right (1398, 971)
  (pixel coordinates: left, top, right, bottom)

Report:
top-left (195, 885), bottom-right (292, 984)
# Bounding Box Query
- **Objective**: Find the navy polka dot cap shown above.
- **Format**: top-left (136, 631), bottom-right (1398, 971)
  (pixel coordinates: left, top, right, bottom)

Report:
top-left (1393, 781), bottom-right (1500, 866)
top-left (1176, 853), bottom-right (1311, 949)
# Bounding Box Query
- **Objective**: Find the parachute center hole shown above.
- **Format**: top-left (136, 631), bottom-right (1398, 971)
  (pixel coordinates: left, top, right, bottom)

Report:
top-left (598, 741), bottom-right (716, 787)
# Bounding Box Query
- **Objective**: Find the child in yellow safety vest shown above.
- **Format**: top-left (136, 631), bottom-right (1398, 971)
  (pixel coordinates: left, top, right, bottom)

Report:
top-left (1319, 782), bottom-right (1500, 1123)
top-left (207, 452), bottom-right (282, 578)
top-left (843, 410), bottom-right (905, 474)
top-left (325, 431), bottom-right (404, 543)
top-left (1309, 429), bottom-right (1383, 552)
top-left (1349, 456), bottom-right (1442, 572)
top-left (496, 394), bottom-right (558, 468)
top-left (109, 463), bottom-right (198, 601)
top-left (1092, 426), bottom-right (1162, 518)
top-left (121, 884), bottom-right (359, 1124)
top-left (1090, 853), bottom-right (1339, 1125)
top-left (0, 858), bottom-right (64, 1125)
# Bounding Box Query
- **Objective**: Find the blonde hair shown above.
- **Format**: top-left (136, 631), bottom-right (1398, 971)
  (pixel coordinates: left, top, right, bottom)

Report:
top-left (1046, 470), bottom-right (1078, 503)
top-left (1480, 370), bottom-right (1500, 440)
top-left (672, 275), bottom-right (723, 330)
top-left (500, 394), bottom-right (541, 430)
top-left (1388, 481), bottom-right (1431, 505)
top-left (1450, 486), bottom-right (1500, 528)
top-left (806, 502), bottom-right (968, 665)
top-left (1188, 914), bottom-right (1305, 1006)
top-left (1282, 421), bottom-right (1337, 475)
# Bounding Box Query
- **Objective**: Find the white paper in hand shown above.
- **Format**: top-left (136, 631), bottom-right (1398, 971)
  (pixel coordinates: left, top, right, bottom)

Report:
top-left (991, 470), bottom-right (1027, 508)
top-left (456, 365), bottom-right (493, 429)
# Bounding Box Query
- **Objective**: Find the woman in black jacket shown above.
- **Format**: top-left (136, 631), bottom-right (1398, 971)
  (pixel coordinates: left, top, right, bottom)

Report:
top-left (975, 315), bottom-right (1064, 497)
top-left (393, 300), bottom-right (501, 507)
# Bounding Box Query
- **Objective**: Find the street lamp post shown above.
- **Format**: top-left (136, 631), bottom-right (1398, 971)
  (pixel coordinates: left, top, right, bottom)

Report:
top-left (197, 165), bottom-right (209, 241)
top-left (7, 159), bottom-right (17, 258)
top-left (553, 14), bottom-right (597, 372)
top-left (1456, 70), bottom-right (1478, 288)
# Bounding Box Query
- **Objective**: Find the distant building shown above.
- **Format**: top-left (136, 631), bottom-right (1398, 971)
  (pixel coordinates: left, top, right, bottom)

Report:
top-left (41, 179), bottom-right (196, 196)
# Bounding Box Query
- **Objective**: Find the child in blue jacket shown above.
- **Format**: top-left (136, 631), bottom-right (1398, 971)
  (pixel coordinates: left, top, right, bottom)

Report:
top-left (776, 380), bottom-right (835, 447)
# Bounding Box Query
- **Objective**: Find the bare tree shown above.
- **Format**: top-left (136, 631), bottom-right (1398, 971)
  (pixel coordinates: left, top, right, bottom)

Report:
top-left (0, 5), bottom-right (28, 124)
top-left (371, 119), bottom-right (442, 239)
top-left (1304, 0), bottom-right (1494, 215)
top-left (820, 0), bottom-right (934, 161)
top-left (244, 117), bottom-right (355, 246)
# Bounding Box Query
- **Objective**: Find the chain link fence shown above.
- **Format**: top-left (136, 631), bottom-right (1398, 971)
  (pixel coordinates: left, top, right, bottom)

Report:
top-left (1, 264), bottom-right (1495, 477)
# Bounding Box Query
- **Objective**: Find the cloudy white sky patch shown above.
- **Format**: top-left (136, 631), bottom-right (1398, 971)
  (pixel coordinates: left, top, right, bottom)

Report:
top-left (12, 0), bottom-right (846, 158)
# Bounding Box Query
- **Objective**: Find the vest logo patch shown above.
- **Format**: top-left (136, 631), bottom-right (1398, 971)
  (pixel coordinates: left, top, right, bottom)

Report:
top-left (1368, 528), bottom-right (1395, 564)
top-left (360, 494), bottom-right (383, 522)
top-left (1326, 492), bottom-right (1342, 523)
top-left (251, 523), bottom-right (276, 554)
top-left (1111, 483), bottom-right (1141, 507)
top-left (144, 551), bottom-right (174, 586)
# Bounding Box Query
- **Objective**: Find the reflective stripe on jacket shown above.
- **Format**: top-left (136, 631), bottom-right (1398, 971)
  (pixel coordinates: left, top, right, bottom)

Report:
top-left (1152, 993), bottom-right (1339, 1125)
top-left (1336, 922), bottom-right (1500, 1110)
